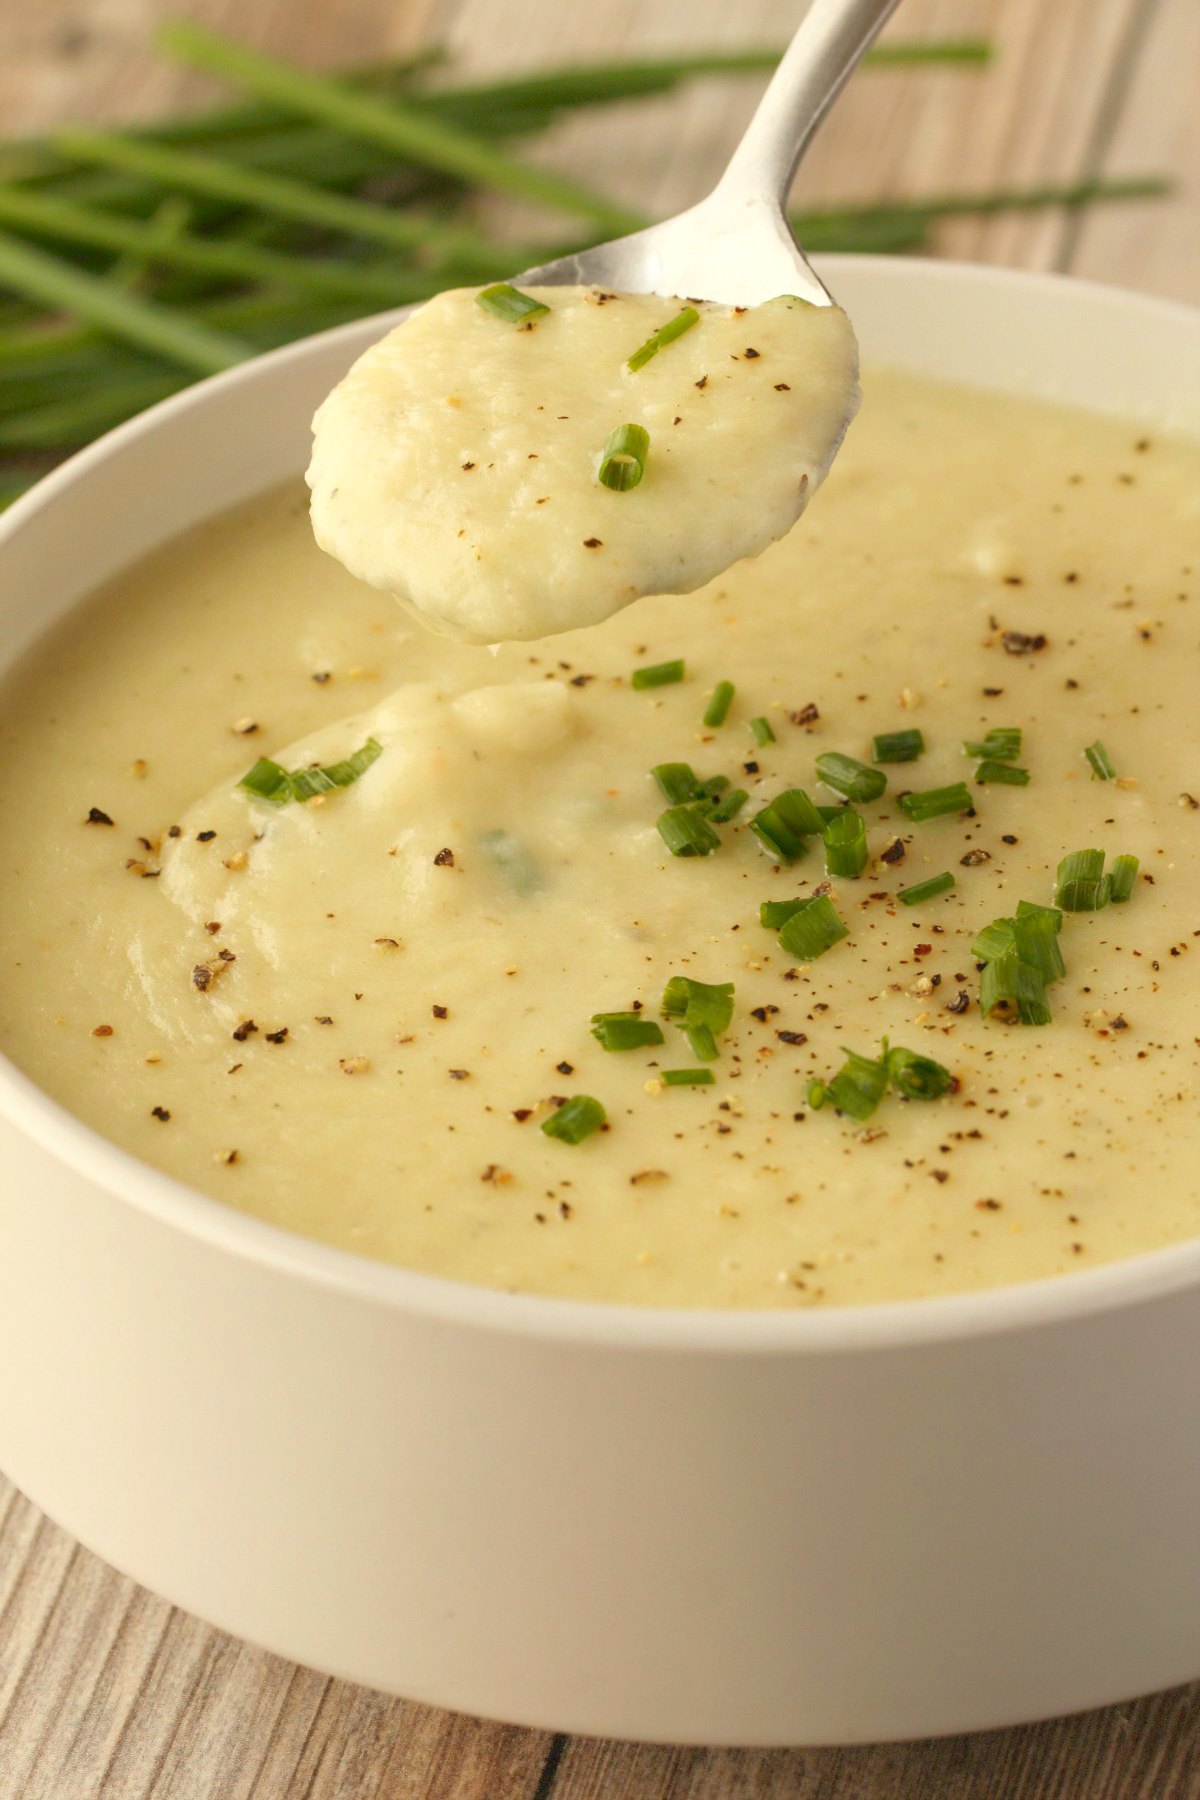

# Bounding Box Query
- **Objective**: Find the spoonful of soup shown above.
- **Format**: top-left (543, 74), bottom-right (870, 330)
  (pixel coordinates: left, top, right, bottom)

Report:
top-left (308, 0), bottom-right (900, 642)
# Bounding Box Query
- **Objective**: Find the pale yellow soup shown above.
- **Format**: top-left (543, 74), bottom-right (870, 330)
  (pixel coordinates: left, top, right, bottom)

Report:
top-left (1, 370), bottom-right (1197, 1309)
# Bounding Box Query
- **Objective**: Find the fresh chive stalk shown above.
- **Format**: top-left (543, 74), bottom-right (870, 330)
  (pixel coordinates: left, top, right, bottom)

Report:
top-left (598, 421), bottom-right (649, 491)
top-left (979, 948), bottom-right (1052, 1025)
top-left (898, 871), bottom-right (955, 906)
top-left (590, 1010), bottom-right (665, 1051)
top-left (777, 894), bottom-right (848, 960)
top-left (631, 658), bottom-right (683, 690)
top-left (899, 782), bottom-right (974, 822)
top-left (660, 1067), bottom-right (715, 1086)
top-left (808, 1045), bottom-right (889, 1120)
top-left (703, 680), bottom-right (734, 728)
top-left (823, 807), bottom-right (867, 878)
top-left (871, 728), bottom-right (924, 763)
top-left (1084, 740), bottom-right (1116, 780)
top-left (627, 304), bottom-right (700, 371)
top-left (476, 281), bottom-right (549, 322)
top-left (541, 1095), bottom-right (606, 1143)
top-left (239, 736), bottom-right (382, 805)
top-left (748, 715), bottom-right (776, 747)
top-left (759, 897), bottom-right (807, 930)
top-left (707, 786), bottom-right (748, 823)
top-left (815, 751), bottom-right (887, 803)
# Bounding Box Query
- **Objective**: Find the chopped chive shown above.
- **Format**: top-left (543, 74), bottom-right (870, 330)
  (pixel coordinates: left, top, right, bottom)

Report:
top-left (815, 751), bottom-right (887, 803)
top-left (1084, 740), bottom-right (1116, 780)
top-left (815, 805), bottom-right (848, 824)
top-left (656, 804), bottom-right (719, 857)
top-left (691, 774), bottom-right (730, 810)
top-left (899, 782), bottom-right (974, 822)
top-left (598, 421), bottom-right (650, 491)
top-left (651, 762), bottom-right (697, 804)
top-left (239, 737), bottom-right (382, 806)
top-left (541, 1094), bottom-right (606, 1144)
top-left (748, 788), bottom-right (824, 860)
top-left (660, 1067), bottom-right (715, 1086)
top-left (1055, 848), bottom-right (1110, 912)
top-left (971, 917), bottom-right (1016, 962)
top-left (808, 1044), bottom-right (889, 1121)
top-left (759, 897), bottom-right (807, 930)
top-left (661, 976), bottom-right (735, 1037)
top-left (237, 756), bottom-right (290, 804)
top-left (627, 304), bottom-right (700, 372)
top-left (748, 715), bottom-right (776, 746)
top-left (479, 829), bottom-right (542, 896)
top-left (1012, 905), bottom-right (1066, 984)
top-left (898, 871), bottom-right (955, 906)
top-left (777, 893), bottom-right (848, 960)
top-left (631, 658), bottom-right (684, 689)
top-left (871, 728), bottom-right (924, 763)
top-left (975, 760), bottom-right (1030, 786)
top-left (707, 786), bottom-right (749, 824)
top-left (963, 727), bottom-right (1022, 760)
top-left (703, 680), bottom-right (735, 728)
top-left (822, 807), bottom-right (867, 878)
top-left (1109, 853), bottom-right (1139, 903)
top-left (590, 1011), bottom-right (665, 1051)
top-left (885, 1044), bottom-right (955, 1100)
top-left (684, 1023), bottom-right (719, 1061)
top-left (476, 281), bottom-right (549, 322)
top-left (979, 947), bottom-right (1052, 1025)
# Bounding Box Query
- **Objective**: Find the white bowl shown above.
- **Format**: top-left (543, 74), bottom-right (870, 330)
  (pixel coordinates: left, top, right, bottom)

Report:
top-left (1, 258), bottom-right (1198, 1748)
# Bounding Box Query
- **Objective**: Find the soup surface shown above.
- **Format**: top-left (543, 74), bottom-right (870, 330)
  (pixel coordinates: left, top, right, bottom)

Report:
top-left (0, 370), bottom-right (1197, 1309)
top-left (308, 285), bottom-right (857, 641)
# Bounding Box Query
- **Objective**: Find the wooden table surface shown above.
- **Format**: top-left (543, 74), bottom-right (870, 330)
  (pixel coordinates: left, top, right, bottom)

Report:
top-left (2, 2), bottom-right (1198, 1795)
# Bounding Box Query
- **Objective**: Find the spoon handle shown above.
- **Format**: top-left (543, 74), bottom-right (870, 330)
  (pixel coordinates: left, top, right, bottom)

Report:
top-left (712, 0), bottom-right (903, 212)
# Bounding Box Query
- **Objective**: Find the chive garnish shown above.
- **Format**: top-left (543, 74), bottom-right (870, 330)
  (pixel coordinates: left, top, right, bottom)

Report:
top-left (898, 871), bottom-right (955, 906)
top-left (661, 976), bottom-right (734, 1063)
top-left (476, 281), bottom-right (549, 322)
top-left (885, 1044), bottom-right (955, 1100)
top-left (691, 774), bottom-right (729, 810)
top-left (808, 1037), bottom-right (954, 1119)
top-left (238, 736), bottom-right (382, 806)
top-left (807, 1045), bottom-right (889, 1120)
top-left (963, 727), bottom-right (1022, 760)
top-left (822, 807), bottom-right (867, 879)
top-left (776, 893), bottom-right (848, 960)
top-left (598, 421), bottom-right (650, 491)
top-left (631, 658), bottom-right (684, 690)
top-left (703, 680), bottom-right (735, 728)
top-left (1084, 740), bottom-right (1116, 780)
top-left (759, 898), bottom-right (807, 930)
top-left (651, 762), bottom-right (697, 804)
top-left (1109, 852), bottom-right (1139, 902)
top-left (748, 715), bottom-right (776, 747)
top-left (627, 304), bottom-right (700, 372)
top-left (656, 805), bottom-right (719, 857)
top-left (975, 760), bottom-right (1030, 786)
top-left (1054, 848), bottom-right (1110, 911)
top-left (871, 728), bottom-right (924, 763)
top-left (815, 752), bottom-right (887, 804)
top-left (1013, 901), bottom-right (1066, 983)
top-left (980, 948), bottom-right (1052, 1025)
top-left (541, 1095), bottom-right (606, 1144)
top-left (707, 786), bottom-right (749, 823)
top-left (590, 1011), bottom-right (665, 1052)
top-left (660, 1067), bottom-right (715, 1086)
top-left (748, 788), bottom-right (824, 860)
top-left (899, 782), bottom-right (974, 822)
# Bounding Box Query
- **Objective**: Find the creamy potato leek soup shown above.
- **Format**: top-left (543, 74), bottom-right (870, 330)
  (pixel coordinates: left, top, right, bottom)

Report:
top-left (308, 285), bottom-right (858, 641)
top-left (1, 370), bottom-right (1198, 1309)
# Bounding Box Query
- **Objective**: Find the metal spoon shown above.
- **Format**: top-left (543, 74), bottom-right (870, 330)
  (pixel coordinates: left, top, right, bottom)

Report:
top-left (519, 0), bottom-right (902, 306)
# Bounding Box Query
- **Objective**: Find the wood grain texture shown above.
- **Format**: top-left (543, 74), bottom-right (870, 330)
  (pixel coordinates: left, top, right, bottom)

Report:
top-left (0, 0), bottom-right (1197, 1795)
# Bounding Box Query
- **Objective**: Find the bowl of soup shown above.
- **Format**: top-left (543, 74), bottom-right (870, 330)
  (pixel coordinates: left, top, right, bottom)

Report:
top-left (0, 255), bottom-right (1196, 1746)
